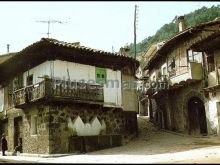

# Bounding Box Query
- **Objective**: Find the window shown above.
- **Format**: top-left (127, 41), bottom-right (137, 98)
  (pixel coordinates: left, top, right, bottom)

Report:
top-left (95, 67), bottom-right (106, 83)
top-left (168, 57), bottom-right (176, 77)
top-left (153, 75), bottom-right (156, 82)
top-left (26, 74), bottom-right (33, 86)
top-left (187, 49), bottom-right (194, 62)
top-left (187, 49), bottom-right (203, 63)
top-left (31, 115), bottom-right (38, 135)
top-left (171, 58), bottom-right (175, 69)
top-left (207, 52), bottom-right (215, 73)
top-left (168, 57), bottom-right (175, 70)
top-left (162, 66), bottom-right (167, 76)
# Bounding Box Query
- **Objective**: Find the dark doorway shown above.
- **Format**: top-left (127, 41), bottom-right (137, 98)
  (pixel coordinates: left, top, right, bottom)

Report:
top-left (14, 117), bottom-right (23, 151)
top-left (163, 108), bottom-right (168, 129)
top-left (188, 97), bottom-right (207, 135)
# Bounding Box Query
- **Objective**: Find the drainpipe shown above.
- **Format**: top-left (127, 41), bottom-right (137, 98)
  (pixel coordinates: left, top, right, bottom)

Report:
top-left (202, 52), bottom-right (208, 88)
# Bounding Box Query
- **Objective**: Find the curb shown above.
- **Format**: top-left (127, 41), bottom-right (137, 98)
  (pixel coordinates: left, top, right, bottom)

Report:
top-left (3, 151), bottom-right (78, 158)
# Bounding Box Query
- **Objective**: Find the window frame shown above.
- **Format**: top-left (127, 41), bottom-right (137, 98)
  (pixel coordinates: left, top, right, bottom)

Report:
top-left (187, 49), bottom-right (202, 63)
top-left (206, 52), bottom-right (215, 73)
top-left (95, 67), bottom-right (107, 84)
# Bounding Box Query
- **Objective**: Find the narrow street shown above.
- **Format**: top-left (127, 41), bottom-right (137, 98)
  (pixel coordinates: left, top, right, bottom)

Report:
top-left (1, 116), bottom-right (220, 163)
top-left (90, 116), bottom-right (220, 156)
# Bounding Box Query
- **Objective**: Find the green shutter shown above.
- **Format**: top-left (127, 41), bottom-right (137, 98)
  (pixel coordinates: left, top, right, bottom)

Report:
top-left (95, 67), bottom-right (106, 84)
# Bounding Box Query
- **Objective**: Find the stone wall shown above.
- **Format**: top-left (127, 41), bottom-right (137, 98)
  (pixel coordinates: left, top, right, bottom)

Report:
top-left (0, 102), bottom-right (137, 154)
top-left (47, 103), bottom-right (137, 154)
top-left (0, 106), bottom-right (50, 154)
top-left (169, 83), bottom-right (204, 133)
top-left (22, 105), bottom-right (50, 154)
top-left (151, 82), bottom-right (213, 135)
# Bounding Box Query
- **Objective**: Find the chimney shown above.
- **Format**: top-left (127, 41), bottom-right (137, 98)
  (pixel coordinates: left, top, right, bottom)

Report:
top-left (7, 44), bottom-right (10, 53)
top-left (72, 42), bottom-right (80, 46)
top-left (178, 16), bottom-right (186, 32)
top-left (119, 47), bottom-right (130, 56)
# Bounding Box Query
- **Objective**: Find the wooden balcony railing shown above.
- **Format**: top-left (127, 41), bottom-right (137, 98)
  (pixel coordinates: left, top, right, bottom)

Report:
top-left (13, 78), bottom-right (104, 108)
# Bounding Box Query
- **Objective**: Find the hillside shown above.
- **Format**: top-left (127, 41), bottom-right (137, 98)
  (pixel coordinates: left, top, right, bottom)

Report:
top-left (127, 5), bottom-right (220, 59)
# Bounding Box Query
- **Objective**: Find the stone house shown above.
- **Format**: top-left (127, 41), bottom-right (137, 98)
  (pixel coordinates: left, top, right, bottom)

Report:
top-left (0, 38), bottom-right (139, 154)
top-left (143, 16), bottom-right (220, 136)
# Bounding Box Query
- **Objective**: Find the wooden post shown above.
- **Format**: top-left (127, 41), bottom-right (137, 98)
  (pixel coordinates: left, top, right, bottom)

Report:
top-left (215, 55), bottom-right (219, 85)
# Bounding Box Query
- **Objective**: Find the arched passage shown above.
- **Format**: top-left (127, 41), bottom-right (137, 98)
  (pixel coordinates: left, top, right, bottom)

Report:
top-left (188, 97), bottom-right (207, 135)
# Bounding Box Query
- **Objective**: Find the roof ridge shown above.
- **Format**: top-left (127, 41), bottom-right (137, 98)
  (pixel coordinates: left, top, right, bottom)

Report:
top-left (40, 37), bottom-right (130, 58)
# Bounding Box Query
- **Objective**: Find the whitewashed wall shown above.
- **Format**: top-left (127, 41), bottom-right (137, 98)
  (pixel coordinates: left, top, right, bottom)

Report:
top-left (208, 92), bottom-right (220, 135)
top-left (53, 60), bottom-right (95, 82)
top-left (22, 60), bottom-right (122, 107)
top-left (53, 60), bottom-right (122, 107)
top-left (104, 69), bottom-right (122, 107)
top-left (23, 61), bottom-right (52, 86)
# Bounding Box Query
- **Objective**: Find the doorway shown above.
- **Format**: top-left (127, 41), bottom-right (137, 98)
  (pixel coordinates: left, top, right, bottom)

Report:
top-left (188, 97), bottom-right (207, 135)
top-left (14, 117), bottom-right (23, 151)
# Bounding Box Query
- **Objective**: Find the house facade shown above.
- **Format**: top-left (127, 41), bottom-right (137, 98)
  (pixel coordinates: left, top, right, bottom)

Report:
top-left (190, 30), bottom-right (220, 135)
top-left (0, 38), bottom-right (139, 154)
top-left (143, 16), bottom-right (220, 136)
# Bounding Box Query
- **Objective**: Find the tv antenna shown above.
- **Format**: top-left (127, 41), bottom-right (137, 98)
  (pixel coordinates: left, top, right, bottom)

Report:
top-left (36, 19), bottom-right (67, 38)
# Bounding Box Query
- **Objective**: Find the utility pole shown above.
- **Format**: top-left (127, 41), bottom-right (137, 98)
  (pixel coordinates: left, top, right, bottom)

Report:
top-left (133, 4), bottom-right (139, 75)
top-left (134, 4), bottom-right (139, 61)
top-left (36, 19), bottom-right (67, 38)
top-left (134, 4), bottom-right (141, 122)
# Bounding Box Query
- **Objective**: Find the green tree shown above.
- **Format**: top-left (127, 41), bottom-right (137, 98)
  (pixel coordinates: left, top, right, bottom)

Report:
top-left (126, 5), bottom-right (220, 59)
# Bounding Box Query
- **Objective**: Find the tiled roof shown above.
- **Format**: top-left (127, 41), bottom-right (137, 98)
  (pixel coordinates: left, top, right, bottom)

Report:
top-left (0, 38), bottom-right (139, 84)
top-left (40, 38), bottom-right (132, 59)
top-left (0, 53), bottom-right (16, 64)
top-left (144, 18), bottom-right (220, 70)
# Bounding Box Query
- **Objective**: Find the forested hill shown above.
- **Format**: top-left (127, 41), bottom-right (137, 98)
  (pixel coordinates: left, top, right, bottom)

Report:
top-left (127, 5), bottom-right (220, 59)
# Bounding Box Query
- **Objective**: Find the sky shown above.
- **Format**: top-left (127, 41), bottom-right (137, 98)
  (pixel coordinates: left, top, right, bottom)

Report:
top-left (0, 1), bottom-right (220, 54)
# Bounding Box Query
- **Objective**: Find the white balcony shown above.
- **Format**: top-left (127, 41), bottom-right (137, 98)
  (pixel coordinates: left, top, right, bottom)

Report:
top-left (169, 62), bottom-right (203, 85)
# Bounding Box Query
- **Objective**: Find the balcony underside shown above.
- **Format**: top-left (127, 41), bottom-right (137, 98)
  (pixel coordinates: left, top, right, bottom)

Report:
top-left (169, 79), bottom-right (202, 90)
top-left (15, 96), bottom-right (104, 109)
top-left (147, 78), bottom-right (201, 98)
top-left (203, 84), bottom-right (220, 92)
